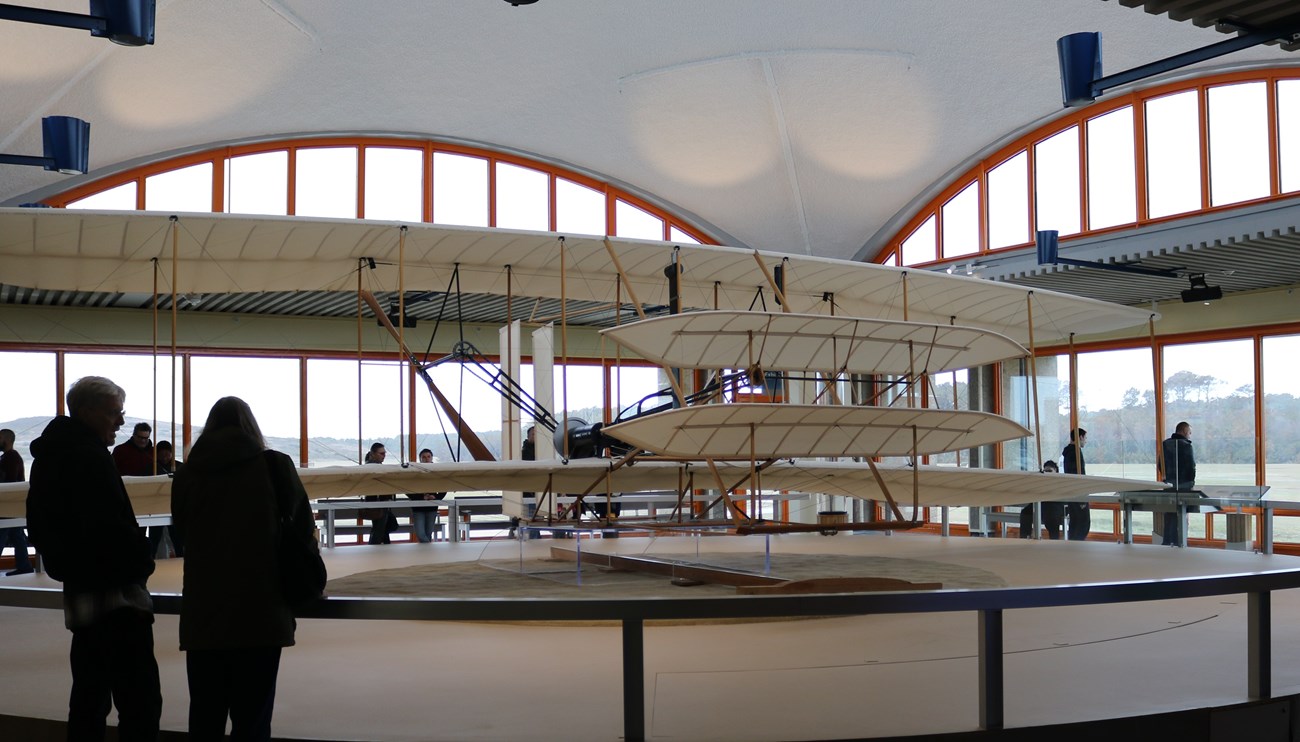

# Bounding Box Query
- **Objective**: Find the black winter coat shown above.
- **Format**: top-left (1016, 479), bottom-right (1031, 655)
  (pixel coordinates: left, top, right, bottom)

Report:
top-left (171, 428), bottom-right (311, 651)
top-left (26, 416), bottom-right (155, 592)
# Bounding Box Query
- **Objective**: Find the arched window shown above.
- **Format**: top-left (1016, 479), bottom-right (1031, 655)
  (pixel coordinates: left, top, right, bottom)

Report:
top-left (877, 69), bottom-right (1300, 267)
top-left (46, 137), bottom-right (710, 244)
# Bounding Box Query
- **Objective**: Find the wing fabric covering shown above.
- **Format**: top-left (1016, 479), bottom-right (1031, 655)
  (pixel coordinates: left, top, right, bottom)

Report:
top-left (602, 405), bottom-right (1032, 459)
top-left (0, 209), bottom-right (1156, 345)
top-left (601, 311), bottom-right (1028, 375)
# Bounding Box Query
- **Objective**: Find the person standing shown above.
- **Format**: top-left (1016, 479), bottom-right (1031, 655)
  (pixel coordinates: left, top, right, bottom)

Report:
top-left (1062, 428), bottom-right (1091, 541)
top-left (1161, 422), bottom-right (1196, 547)
top-left (171, 396), bottom-right (314, 742)
top-left (25, 376), bottom-right (161, 741)
top-left (0, 428), bottom-right (34, 575)
top-left (1018, 460), bottom-right (1064, 540)
top-left (112, 422), bottom-right (155, 476)
top-left (406, 448), bottom-right (445, 543)
top-left (362, 442), bottom-right (397, 544)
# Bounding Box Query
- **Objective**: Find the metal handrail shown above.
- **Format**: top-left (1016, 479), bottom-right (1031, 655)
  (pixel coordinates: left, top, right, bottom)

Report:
top-left (4, 567), bottom-right (1299, 740)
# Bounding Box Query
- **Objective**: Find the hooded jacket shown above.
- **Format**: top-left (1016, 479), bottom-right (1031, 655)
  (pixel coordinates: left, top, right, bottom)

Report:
top-left (171, 427), bottom-right (308, 651)
top-left (26, 415), bottom-right (155, 591)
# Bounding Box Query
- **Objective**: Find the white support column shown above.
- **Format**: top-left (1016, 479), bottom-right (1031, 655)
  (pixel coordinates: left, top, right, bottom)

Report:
top-left (532, 324), bottom-right (557, 519)
top-left (500, 320), bottom-right (526, 518)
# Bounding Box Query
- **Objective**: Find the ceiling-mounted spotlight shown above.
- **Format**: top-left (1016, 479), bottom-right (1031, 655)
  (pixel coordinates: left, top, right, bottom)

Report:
top-left (1181, 274), bottom-right (1222, 304)
top-left (0, 116), bottom-right (91, 175)
top-left (0, 0), bottom-right (155, 46)
top-left (504, 0), bottom-right (539, 5)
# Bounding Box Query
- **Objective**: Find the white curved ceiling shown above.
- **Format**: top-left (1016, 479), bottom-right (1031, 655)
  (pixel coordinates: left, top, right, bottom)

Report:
top-left (0, 0), bottom-right (1295, 264)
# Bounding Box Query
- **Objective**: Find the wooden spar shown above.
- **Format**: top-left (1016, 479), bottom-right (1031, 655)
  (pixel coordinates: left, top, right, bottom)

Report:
top-left (907, 338), bottom-right (916, 408)
top-left (1069, 333), bottom-right (1082, 474)
top-left (1151, 314), bottom-right (1165, 479)
top-left (560, 237), bottom-right (570, 459)
top-left (749, 423), bottom-right (758, 516)
top-left (356, 261), bottom-right (364, 464)
top-left (359, 289), bottom-right (496, 462)
top-left (696, 458), bottom-right (780, 514)
top-left (1027, 293), bottom-right (1043, 471)
top-left (506, 265), bottom-right (517, 461)
top-left (169, 219), bottom-right (179, 473)
top-left (398, 226), bottom-right (407, 463)
top-left (911, 425), bottom-right (920, 514)
top-left (751, 251), bottom-right (790, 312)
top-left (602, 238), bottom-right (647, 321)
top-left (706, 458), bottom-right (748, 526)
top-left (151, 256), bottom-right (159, 475)
top-left (559, 449), bottom-right (643, 518)
top-left (865, 457), bottom-right (909, 522)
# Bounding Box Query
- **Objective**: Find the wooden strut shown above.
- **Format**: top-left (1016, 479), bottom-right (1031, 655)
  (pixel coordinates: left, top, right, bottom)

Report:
top-left (751, 251), bottom-right (791, 312)
top-left (697, 458), bottom-right (780, 518)
top-left (358, 288), bottom-right (496, 462)
top-left (865, 457), bottom-right (913, 524)
top-left (707, 458), bottom-right (749, 526)
top-left (1027, 293), bottom-right (1043, 472)
top-left (550, 449), bottom-right (643, 523)
top-left (170, 218), bottom-right (179, 463)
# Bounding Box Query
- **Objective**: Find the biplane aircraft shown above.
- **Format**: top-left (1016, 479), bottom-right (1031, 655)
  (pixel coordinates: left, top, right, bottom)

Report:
top-left (0, 208), bottom-right (1165, 532)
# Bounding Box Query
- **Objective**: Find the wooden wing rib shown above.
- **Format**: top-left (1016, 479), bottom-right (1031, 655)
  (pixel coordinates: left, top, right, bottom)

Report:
top-left (602, 404), bottom-right (1031, 459)
top-left (600, 311), bottom-right (1027, 374)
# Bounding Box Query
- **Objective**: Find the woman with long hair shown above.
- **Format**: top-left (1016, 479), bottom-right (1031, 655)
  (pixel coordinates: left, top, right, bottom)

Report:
top-left (171, 397), bottom-right (315, 741)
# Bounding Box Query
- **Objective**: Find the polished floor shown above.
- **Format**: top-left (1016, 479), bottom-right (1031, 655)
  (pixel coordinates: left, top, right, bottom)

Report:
top-left (4, 532), bottom-right (1300, 741)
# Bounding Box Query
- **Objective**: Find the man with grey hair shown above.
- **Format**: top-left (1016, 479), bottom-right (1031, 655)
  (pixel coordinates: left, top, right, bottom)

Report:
top-left (26, 376), bottom-right (161, 741)
top-left (0, 427), bottom-right (34, 575)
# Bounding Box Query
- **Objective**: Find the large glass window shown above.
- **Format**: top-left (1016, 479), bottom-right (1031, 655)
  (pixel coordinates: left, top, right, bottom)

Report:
top-left (941, 183), bottom-right (979, 258)
top-left (1145, 91), bottom-right (1202, 219)
top-left (0, 351), bottom-right (57, 447)
top-left (615, 200), bottom-right (665, 240)
top-left (295, 147), bottom-right (358, 219)
top-left (1277, 80), bottom-right (1300, 194)
top-left (190, 356), bottom-right (300, 459)
top-left (495, 162), bottom-right (549, 231)
top-left (226, 151), bottom-right (288, 216)
top-left (432, 153), bottom-right (489, 227)
top-left (900, 215), bottom-right (936, 266)
top-left (363, 147), bottom-right (423, 222)
top-left (987, 151), bottom-right (1029, 249)
top-left (1163, 339), bottom-right (1256, 485)
top-left (556, 178), bottom-right (606, 236)
top-left (669, 227), bottom-right (701, 245)
top-left (144, 163), bottom-right (213, 213)
top-left (68, 181), bottom-right (136, 210)
top-left (306, 358), bottom-right (400, 466)
top-left (1075, 348), bottom-right (1156, 480)
top-left (64, 353), bottom-right (180, 450)
top-left (1086, 106), bottom-right (1137, 229)
top-left (928, 369), bottom-right (971, 467)
top-left (1208, 82), bottom-right (1270, 207)
top-left (1262, 335), bottom-right (1300, 500)
top-left (1002, 355), bottom-right (1069, 473)
top-left (1034, 126), bottom-right (1081, 236)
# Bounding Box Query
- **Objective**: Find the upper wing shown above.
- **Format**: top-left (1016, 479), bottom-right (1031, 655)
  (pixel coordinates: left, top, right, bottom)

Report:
top-left (0, 209), bottom-right (1154, 345)
top-left (601, 311), bottom-right (1027, 375)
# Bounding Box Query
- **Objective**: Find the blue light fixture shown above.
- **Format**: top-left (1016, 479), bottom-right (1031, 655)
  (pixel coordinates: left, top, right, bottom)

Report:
top-left (0, 0), bottom-right (155, 46)
top-left (0, 116), bottom-right (91, 175)
top-left (1057, 32), bottom-right (1102, 108)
